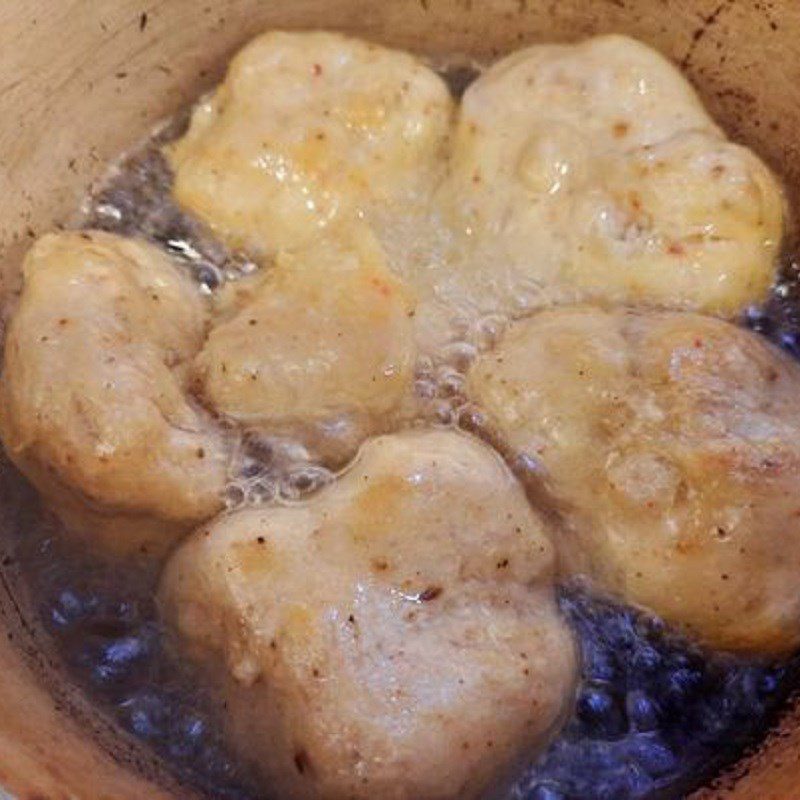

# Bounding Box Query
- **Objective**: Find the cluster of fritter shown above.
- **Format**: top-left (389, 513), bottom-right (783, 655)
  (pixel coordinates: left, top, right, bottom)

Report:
top-left (0, 31), bottom-right (795, 800)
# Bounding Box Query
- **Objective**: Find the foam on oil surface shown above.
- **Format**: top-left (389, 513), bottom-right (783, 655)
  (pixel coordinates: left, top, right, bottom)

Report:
top-left (8, 59), bottom-right (800, 800)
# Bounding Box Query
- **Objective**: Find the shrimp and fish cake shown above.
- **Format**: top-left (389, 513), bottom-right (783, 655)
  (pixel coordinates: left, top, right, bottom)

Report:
top-left (435, 34), bottom-right (784, 341)
top-left (168, 31), bottom-right (455, 261)
top-left (194, 230), bottom-right (416, 465)
top-left (159, 430), bottom-right (577, 800)
top-left (0, 231), bottom-right (231, 554)
top-left (468, 307), bottom-right (800, 654)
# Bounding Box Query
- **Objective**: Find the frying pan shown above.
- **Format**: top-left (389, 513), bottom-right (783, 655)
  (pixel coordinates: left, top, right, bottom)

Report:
top-left (1, 1), bottom-right (800, 798)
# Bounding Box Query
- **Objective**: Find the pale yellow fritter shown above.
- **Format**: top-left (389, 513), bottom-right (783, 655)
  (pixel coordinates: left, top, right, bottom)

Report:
top-left (194, 230), bottom-right (416, 465)
top-left (0, 231), bottom-right (231, 554)
top-left (168, 31), bottom-right (454, 261)
top-left (159, 430), bottom-right (576, 800)
top-left (469, 307), bottom-right (800, 654)
top-left (435, 35), bottom-right (783, 334)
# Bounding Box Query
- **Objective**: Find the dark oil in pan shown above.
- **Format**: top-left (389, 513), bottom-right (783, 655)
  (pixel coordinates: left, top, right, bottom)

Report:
top-left (14, 516), bottom-right (792, 800)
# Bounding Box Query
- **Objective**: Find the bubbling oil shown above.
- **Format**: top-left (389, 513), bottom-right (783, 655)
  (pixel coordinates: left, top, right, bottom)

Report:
top-left (6, 57), bottom-right (800, 800)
